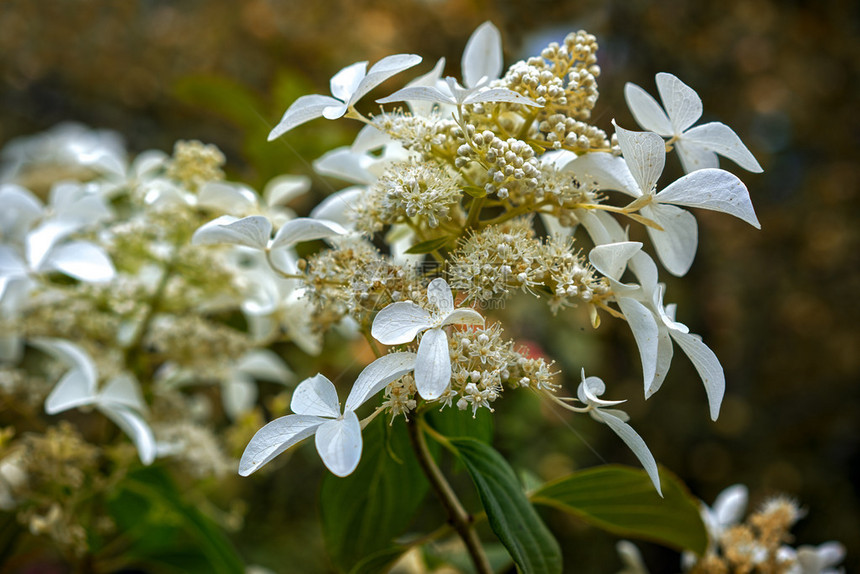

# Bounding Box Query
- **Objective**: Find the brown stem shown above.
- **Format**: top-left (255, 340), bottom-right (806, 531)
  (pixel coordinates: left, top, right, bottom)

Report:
top-left (405, 416), bottom-right (492, 574)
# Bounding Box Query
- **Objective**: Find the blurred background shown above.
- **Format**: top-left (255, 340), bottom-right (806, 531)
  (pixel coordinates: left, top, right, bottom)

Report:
top-left (2, 0), bottom-right (857, 571)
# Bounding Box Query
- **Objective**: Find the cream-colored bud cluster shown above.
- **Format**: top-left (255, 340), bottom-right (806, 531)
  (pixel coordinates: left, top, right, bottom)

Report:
top-left (378, 113), bottom-right (449, 157)
top-left (537, 166), bottom-right (602, 226)
top-left (449, 219), bottom-right (544, 302)
top-left (456, 130), bottom-right (540, 203)
top-left (382, 373), bottom-right (418, 420)
top-left (153, 421), bottom-right (233, 478)
top-left (449, 219), bottom-right (606, 314)
top-left (690, 495), bottom-right (808, 574)
top-left (165, 139), bottom-right (225, 191)
top-left (360, 161), bottom-right (463, 231)
top-left (538, 113), bottom-right (609, 151)
top-left (304, 240), bottom-right (425, 329)
top-left (145, 315), bottom-right (250, 375)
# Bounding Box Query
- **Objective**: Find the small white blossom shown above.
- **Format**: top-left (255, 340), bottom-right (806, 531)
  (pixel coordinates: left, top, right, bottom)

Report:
top-left (239, 352), bottom-right (416, 477)
top-left (268, 54), bottom-right (422, 140)
top-left (577, 370), bottom-right (661, 494)
top-left (32, 338), bottom-right (156, 465)
top-left (625, 73), bottom-right (762, 174)
top-left (372, 278), bottom-right (484, 400)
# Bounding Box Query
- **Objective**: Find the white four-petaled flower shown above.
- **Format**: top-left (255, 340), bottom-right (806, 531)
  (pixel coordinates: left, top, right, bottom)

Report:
top-left (267, 54), bottom-right (422, 140)
top-left (625, 72), bottom-right (762, 174)
top-left (239, 352), bottom-right (416, 477)
top-left (371, 278), bottom-right (484, 400)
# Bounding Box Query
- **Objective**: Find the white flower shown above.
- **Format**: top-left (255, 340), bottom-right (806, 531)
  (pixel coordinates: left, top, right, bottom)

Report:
top-left (371, 278), bottom-right (484, 400)
top-left (590, 242), bottom-right (726, 420)
top-left (568, 121), bottom-right (759, 276)
top-left (191, 215), bottom-right (346, 274)
top-left (616, 540), bottom-right (650, 574)
top-left (782, 542), bottom-right (846, 574)
top-left (577, 370), bottom-right (661, 495)
top-left (221, 350), bottom-right (293, 420)
top-left (32, 338), bottom-right (156, 465)
top-left (378, 22), bottom-right (539, 109)
top-left (267, 54), bottom-right (422, 140)
top-left (625, 73), bottom-right (762, 174)
top-left (238, 352), bottom-right (416, 477)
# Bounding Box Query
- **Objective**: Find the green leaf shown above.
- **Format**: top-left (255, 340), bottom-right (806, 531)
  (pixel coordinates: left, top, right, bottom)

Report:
top-left (428, 407), bottom-right (493, 444)
top-left (321, 417), bottom-right (430, 572)
top-left (448, 438), bottom-right (562, 574)
top-left (348, 546), bottom-right (407, 574)
top-left (530, 464), bottom-right (708, 555)
top-left (107, 467), bottom-right (246, 574)
top-left (404, 235), bottom-right (451, 255)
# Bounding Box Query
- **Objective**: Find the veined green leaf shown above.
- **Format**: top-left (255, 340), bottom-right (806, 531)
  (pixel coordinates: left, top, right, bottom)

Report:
top-left (321, 417), bottom-right (430, 572)
top-left (448, 437), bottom-right (562, 574)
top-left (531, 464), bottom-right (708, 555)
top-left (404, 235), bottom-right (451, 255)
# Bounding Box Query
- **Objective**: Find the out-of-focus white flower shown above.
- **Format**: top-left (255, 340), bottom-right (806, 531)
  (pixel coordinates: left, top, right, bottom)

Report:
top-left (590, 242), bottom-right (725, 420)
top-left (625, 73), bottom-right (762, 174)
top-left (221, 350), bottom-right (292, 420)
top-left (576, 370), bottom-right (661, 495)
top-left (616, 540), bottom-right (651, 574)
top-left (239, 353), bottom-right (416, 477)
top-left (782, 542), bottom-right (846, 574)
top-left (32, 338), bottom-right (156, 465)
top-left (268, 54), bottom-right (422, 140)
top-left (567, 121), bottom-right (759, 276)
top-left (371, 278), bottom-right (484, 400)
top-left (191, 215), bottom-right (345, 274)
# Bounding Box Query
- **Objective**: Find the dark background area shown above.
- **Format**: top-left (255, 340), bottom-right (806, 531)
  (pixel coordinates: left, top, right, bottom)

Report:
top-left (2, 0), bottom-right (857, 571)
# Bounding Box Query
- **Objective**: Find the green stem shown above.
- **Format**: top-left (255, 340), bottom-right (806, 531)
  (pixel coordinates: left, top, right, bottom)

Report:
top-left (405, 415), bottom-right (492, 574)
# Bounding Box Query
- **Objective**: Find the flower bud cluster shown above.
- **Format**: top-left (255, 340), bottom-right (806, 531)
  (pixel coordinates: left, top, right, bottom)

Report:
top-left (449, 219), bottom-right (545, 303)
top-left (373, 161), bottom-right (462, 229)
top-left (538, 113), bottom-right (609, 151)
top-left (541, 235), bottom-right (609, 313)
top-left (304, 239), bottom-right (424, 329)
top-left (165, 139), bottom-right (225, 191)
top-left (456, 131), bottom-right (540, 203)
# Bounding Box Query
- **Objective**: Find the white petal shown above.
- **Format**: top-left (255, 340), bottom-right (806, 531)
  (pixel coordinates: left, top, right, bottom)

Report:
top-left (682, 122), bottom-right (762, 172)
top-left (263, 175), bottom-right (311, 207)
top-left (44, 241), bottom-right (115, 282)
top-left (441, 308), bottom-right (484, 328)
top-left (628, 251), bottom-right (659, 296)
top-left (351, 54), bottom-right (422, 105)
top-left (462, 21), bottom-right (503, 89)
top-left (673, 139), bottom-right (720, 174)
top-left (322, 102), bottom-right (350, 121)
top-left (669, 330), bottom-right (725, 421)
top-left (222, 377), bottom-right (257, 420)
top-left (269, 217), bottom-right (345, 251)
top-left (566, 152), bottom-right (641, 198)
top-left (427, 278), bottom-right (454, 315)
top-left (0, 184), bottom-right (43, 241)
top-left (463, 88), bottom-right (541, 107)
top-left (656, 168), bottom-right (760, 228)
top-left (98, 372), bottom-right (146, 412)
top-left (313, 147), bottom-right (377, 185)
top-left (403, 57), bottom-right (447, 116)
top-left (290, 374), bottom-right (341, 418)
top-left (309, 187), bottom-right (364, 226)
top-left (414, 328), bottom-right (452, 400)
top-left (100, 406), bottom-right (157, 465)
top-left (27, 220), bottom-right (79, 270)
top-left (238, 414), bottom-right (326, 476)
top-left (44, 368), bottom-right (96, 414)
top-left (593, 409), bottom-right (662, 496)
top-left (645, 328), bottom-right (674, 398)
top-left (589, 242), bottom-right (643, 281)
top-left (371, 301), bottom-right (432, 345)
top-left (613, 121), bottom-right (665, 195)
top-left (330, 61), bottom-right (367, 102)
top-left (806, 542), bottom-right (845, 568)
top-left (655, 73), bottom-right (702, 134)
top-left (643, 203), bottom-right (698, 277)
top-left (235, 349), bottom-right (292, 382)
top-left (268, 94), bottom-right (343, 141)
top-left (197, 181), bottom-right (259, 214)
top-left (377, 86), bottom-right (453, 106)
top-left (617, 297), bottom-right (659, 390)
top-left (192, 215), bottom-right (272, 250)
top-left (0, 247), bottom-right (28, 279)
top-left (315, 410), bottom-right (363, 477)
top-left (624, 82), bottom-right (673, 136)
top-left (345, 352), bottom-right (418, 411)
top-left (31, 338), bottom-right (98, 391)
top-left (576, 208), bottom-right (628, 245)
top-left (711, 484), bottom-right (748, 529)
